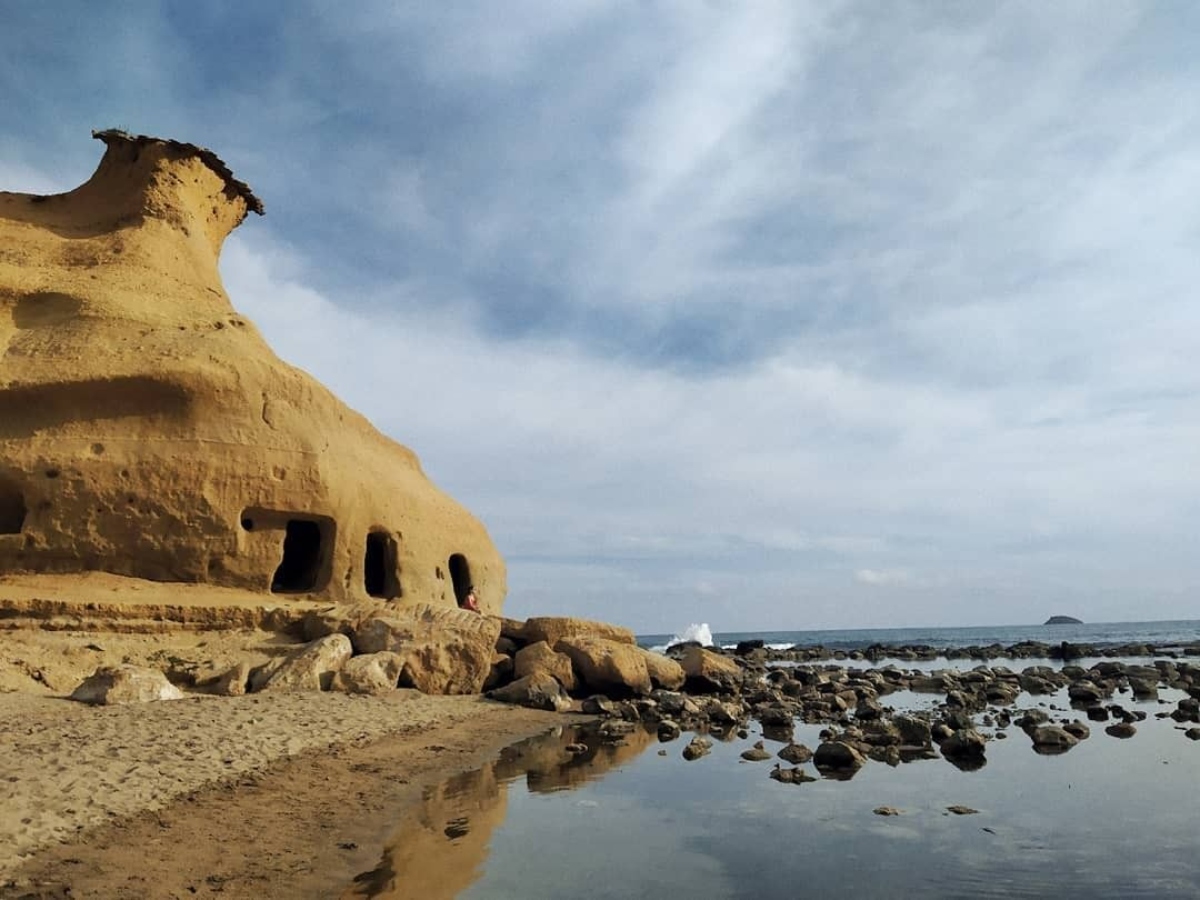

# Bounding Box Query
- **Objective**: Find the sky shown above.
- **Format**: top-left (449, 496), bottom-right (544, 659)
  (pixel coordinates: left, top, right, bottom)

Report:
top-left (2, 2), bottom-right (1198, 633)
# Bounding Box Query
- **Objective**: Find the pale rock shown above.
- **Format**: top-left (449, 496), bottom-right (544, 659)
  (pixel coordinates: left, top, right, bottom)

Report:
top-left (355, 603), bottom-right (501, 695)
top-left (255, 634), bottom-right (353, 693)
top-left (486, 673), bottom-right (571, 711)
top-left (642, 650), bottom-right (685, 690)
top-left (330, 652), bottom-right (403, 695)
top-left (556, 636), bottom-right (652, 696)
top-left (513, 641), bottom-right (577, 692)
top-left (70, 665), bottom-right (185, 705)
top-left (678, 647), bottom-right (744, 693)
top-left (522, 616), bottom-right (636, 647)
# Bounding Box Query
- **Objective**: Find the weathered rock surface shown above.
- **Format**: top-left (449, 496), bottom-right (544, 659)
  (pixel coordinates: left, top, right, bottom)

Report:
top-left (0, 130), bottom-right (504, 610)
top-left (355, 604), bottom-right (501, 695)
top-left (513, 641), bottom-right (577, 692)
top-left (1029, 725), bottom-right (1080, 753)
top-left (253, 634), bottom-right (353, 693)
top-left (678, 647), bottom-right (744, 693)
top-left (329, 651), bottom-right (403, 695)
top-left (521, 617), bottom-right (636, 647)
top-left (642, 650), bottom-right (686, 690)
top-left (555, 636), bottom-right (652, 696)
top-left (813, 740), bottom-right (866, 773)
top-left (486, 673), bottom-right (570, 711)
top-left (69, 665), bottom-right (184, 704)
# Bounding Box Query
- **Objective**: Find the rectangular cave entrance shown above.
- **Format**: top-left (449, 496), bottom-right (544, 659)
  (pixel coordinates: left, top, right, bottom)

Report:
top-left (448, 553), bottom-right (472, 606)
top-left (271, 519), bottom-right (328, 594)
top-left (0, 479), bottom-right (26, 535)
top-left (364, 531), bottom-right (399, 599)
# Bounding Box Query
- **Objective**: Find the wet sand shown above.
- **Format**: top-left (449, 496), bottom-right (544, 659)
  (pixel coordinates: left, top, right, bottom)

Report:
top-left (0, 691), bottom-right (571, 899)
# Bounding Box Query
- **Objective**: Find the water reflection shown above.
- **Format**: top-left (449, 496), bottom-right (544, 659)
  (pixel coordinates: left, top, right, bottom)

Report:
top-left (341, 724), bottom-right (655, 899)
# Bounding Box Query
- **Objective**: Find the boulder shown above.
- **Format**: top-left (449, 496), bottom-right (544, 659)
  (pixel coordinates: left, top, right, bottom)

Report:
top-left (254, 634), bottom-right (353, 693)
top-left (482, 653), bottom-right (514, 692)
top-left (330, 652), bottom-right (403, 695)
top-left (211, 661), bottom-right (252, 697)
top-left (301, 603), bottom-right (386, 642)
top-left (678, 647), bottom-right (744, 693)
top-left (894, 715), bottom-right (932, 747)
top-left (770, 766), bottom-right (817, 785)
top-left (642, 650), bottom-right (686, 690)
top-left (1030, 725), bottom-right (1080, 753)
top-left (355, 604), bottom-right (501, 694)
top-left (486, 673), bottom-right (570, 711)
top-left (813, 740), bottom-right (866, 773)
top-left (522, 617), bottom-right (636, 647)
top-left (741, 741), bottom-right (772, 762)
top-left (682, 736), bottom-right (712, 761)
top-left (70, 665), bottom-right (185, 705)
top-left (514, 641), bottom-right (577, 691)
top-left (1105, 722), bottom-right (1137, 739)
top-left (778, 743), bottom-right (813, 764)
top-left (941, 729), bottom-right (987, 760)
top-left (555, 636), bottom-right (652, 696)
top-left (1068, 681), bottom-right (1105, 705)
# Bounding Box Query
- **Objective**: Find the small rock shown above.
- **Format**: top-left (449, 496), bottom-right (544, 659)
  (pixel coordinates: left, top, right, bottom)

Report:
top-left (770, 765), bottom-right (817, 785)
top-left (740, 742), bottom-right (772, 762)
top-left (1105, 722), bottom-right (1137, 739)
top-left (682, 737), bottom-right (712, 761)
top-left (946, 805), bottom-right (979, 815)
top-left (778, 742), bottom-right (813, 764)
top-left (873, 806), bottom-right (902, 816)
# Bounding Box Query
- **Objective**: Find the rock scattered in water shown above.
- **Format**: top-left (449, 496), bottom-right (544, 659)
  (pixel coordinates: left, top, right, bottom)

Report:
top-left (1029, 725), bottom-right (1080, 754)
top-left (813, 740), bottom-right (866, 774)
top-left (778, 743), bottom-right (813, 764)
top-left (946, 805), bottom-right (979, 815)
top-left (1105, 722), bottom-right (1137, 739)
top-left (873, 806), bottom-right (902, 816)
top-left (770, 765), bottom-right (817, 785)
top-left (682, 736), bottom-right (712, 761)
top-left (740, 741), bottom-right (772, 762)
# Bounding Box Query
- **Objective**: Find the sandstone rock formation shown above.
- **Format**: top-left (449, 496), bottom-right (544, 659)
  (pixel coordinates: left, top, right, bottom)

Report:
top-left (0, 130), bottom-right (503, 611)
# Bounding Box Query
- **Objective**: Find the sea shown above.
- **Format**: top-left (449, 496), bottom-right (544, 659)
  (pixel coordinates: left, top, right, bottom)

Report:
top-left (341, 620), bottom-right (1200, 899)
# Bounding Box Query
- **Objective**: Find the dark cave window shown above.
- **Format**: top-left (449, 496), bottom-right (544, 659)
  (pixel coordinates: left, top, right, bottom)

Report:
top-left (364, 531), bottom-right (399, 599)
top-left (448, 553), bottom-right (472, 605)
top-left (271, 519), bottom-right (325, 593)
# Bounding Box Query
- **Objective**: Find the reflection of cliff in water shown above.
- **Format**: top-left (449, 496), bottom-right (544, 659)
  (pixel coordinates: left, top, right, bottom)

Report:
top-left (341, 724), bottom-right (656, 899)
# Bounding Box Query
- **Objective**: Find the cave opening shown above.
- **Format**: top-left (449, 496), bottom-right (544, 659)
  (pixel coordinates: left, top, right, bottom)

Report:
top-left (364, 531), bottom-right (399, 599)
top-left (271, 519), bottom-right (325, 593)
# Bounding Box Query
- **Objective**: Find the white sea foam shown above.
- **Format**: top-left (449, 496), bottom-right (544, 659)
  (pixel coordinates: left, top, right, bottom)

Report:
top-left (649, 622), bottom-right (714, 654)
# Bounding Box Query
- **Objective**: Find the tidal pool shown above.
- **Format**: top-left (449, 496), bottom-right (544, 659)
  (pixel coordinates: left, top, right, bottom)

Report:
top-left (342, 685), bottom-right (1200, 899)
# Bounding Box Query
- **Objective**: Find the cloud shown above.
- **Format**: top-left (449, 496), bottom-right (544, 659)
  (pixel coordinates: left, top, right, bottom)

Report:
top-left (3, 3), bottom-right (1200, 630)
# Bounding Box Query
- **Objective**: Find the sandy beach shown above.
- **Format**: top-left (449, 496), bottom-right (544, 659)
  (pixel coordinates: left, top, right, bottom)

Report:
top-left (0, 689), bottom-right (568, 899)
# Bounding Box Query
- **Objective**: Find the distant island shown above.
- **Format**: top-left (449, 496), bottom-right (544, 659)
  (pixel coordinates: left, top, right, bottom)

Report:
top-left (1044, 615), bottom-right (1083, 625)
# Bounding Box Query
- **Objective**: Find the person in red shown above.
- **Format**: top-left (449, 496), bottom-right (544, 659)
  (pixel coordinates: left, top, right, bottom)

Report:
top-left (460, 586), bottom-right (480, 612)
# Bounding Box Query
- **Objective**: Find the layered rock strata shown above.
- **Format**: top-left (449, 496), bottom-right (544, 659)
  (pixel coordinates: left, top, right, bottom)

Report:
top-left (0, 130), bottom-right (503, 610)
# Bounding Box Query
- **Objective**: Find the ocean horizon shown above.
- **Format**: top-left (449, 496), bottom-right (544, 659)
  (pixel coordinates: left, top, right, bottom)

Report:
top-left (639, 618), bottom-right (1200, 654)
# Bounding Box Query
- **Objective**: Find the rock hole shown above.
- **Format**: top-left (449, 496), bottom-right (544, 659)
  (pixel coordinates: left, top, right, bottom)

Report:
top-left (448, 553), bottom-right (473, 606)
top-left (271, 519), bottom-right (327, 594)
top-left (364, 531), bottom-right (399, 600)
top-left (44, 468), bottom-right (59, 479)
top-left (0, 480), bottom-right (26, 534)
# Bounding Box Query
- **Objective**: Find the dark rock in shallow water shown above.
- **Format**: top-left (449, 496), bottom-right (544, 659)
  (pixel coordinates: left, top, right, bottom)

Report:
top-left (1105, 722), bottom-right (1137, 739)
top-left (734, 639), bottom-right (765, 656)
top-left (1045, 616), bottom-right (1084, 625)
top-left (941, 728), bottom-right (987, 761)
top-left (682, 736), bottom-right (712, 760)
top-left (813, 740), bottom-right (866, 777)
top-left (740, 741), bottom-right (772, 762)
top-left (770, 765), bottom-right (817, 785)
top-left (778, 742), bottom-right (813, 764)
top-left (656, 720), bottom-right (681, 742)
top-left (1030, 725), bottom-right (1079, 754)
